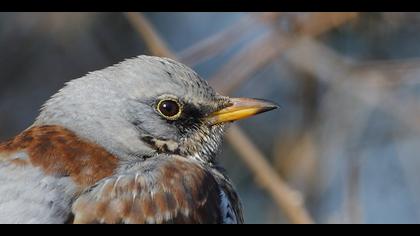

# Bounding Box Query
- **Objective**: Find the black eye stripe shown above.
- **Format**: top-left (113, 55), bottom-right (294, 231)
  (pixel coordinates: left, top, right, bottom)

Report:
top-left (181, 104), bottom-right (205, 119)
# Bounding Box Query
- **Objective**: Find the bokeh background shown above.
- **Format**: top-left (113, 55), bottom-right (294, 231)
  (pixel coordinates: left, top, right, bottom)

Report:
top-left (1, 12), bottom-right (420, 224)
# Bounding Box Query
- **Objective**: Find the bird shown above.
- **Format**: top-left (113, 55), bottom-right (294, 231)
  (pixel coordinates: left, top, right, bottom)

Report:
top-left (0, 55), bottom-right (278, 224)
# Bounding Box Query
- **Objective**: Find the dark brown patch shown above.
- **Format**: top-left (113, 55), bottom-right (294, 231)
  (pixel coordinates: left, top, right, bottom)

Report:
top-left (162, 144), bottom-right (169, 152)
top-left (0, 125), bottom-right (119, 188)
top-left (164, 192), bottom-right (178, 212)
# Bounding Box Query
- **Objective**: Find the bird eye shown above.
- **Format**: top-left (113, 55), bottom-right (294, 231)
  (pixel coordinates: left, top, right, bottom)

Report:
top-left (157, 99), bottom-right (182, 120)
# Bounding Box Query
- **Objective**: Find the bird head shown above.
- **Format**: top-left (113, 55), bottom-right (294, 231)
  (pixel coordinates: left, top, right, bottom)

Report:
top-left (35, 56), bottom-right (278, 164)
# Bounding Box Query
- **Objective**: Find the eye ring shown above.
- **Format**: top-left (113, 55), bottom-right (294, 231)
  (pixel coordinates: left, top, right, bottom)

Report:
top-left (156, 98), bottom-right (182, 120)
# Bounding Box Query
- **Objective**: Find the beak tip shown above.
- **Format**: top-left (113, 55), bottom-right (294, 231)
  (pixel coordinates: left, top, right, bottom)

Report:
top-left (259, 102), bottom-right (279, 114)
top-left (256, 99), bottom-right (280, 113)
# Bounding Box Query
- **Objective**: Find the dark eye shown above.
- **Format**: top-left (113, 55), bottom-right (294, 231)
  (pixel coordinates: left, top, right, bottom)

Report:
top-left (157, 99), bottom-right (182, 120)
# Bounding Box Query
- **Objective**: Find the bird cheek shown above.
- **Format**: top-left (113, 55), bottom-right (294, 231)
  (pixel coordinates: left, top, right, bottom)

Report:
top-left (136, 116), bottom-right (178, 141)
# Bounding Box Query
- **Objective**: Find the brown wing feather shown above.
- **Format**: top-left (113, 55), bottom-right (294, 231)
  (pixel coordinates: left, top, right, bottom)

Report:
top-left (72, 156), bottom-right (224, 224)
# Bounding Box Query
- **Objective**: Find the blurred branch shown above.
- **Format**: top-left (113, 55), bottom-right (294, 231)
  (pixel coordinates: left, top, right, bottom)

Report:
top-left (290, 12), bottom-right (359, 35)
top-left (177, 15), bottom-right (261, 67)
top-left (209, 12), bottom-right (359, 96)
top-left (355, 58), bottom-right (420, 86)
top-left (124, 12), bottom-right (177, 59)
top-left (281, 36), bottom-right (420, 222)
top-left (284, 37), bottom-right (420, 131)
top-left (227, 125), bottom-right (314, 224)
top-left (209, 32), bottom-right (290, 95)
top-left (356, 58), bottom-right (420, 72)
top-left (345, 149), bottom-right (363, 223)
top-left (123, 11), bottom-right (315, 224)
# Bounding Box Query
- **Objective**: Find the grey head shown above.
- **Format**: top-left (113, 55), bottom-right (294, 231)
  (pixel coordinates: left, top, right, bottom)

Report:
top-left (34, 55), bottom-right (277, 164)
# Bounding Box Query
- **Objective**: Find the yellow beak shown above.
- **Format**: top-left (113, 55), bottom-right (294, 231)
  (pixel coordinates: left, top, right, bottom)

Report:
top-left (207, 97), bottom-right (279, 125)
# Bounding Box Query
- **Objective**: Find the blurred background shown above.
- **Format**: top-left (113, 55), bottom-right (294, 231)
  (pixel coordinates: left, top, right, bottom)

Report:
top-left (1, 12), bottom-right (420, 224)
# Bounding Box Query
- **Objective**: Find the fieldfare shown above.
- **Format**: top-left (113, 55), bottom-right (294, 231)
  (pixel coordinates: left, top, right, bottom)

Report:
top-left (0, 56), bottom-right (278, 224)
